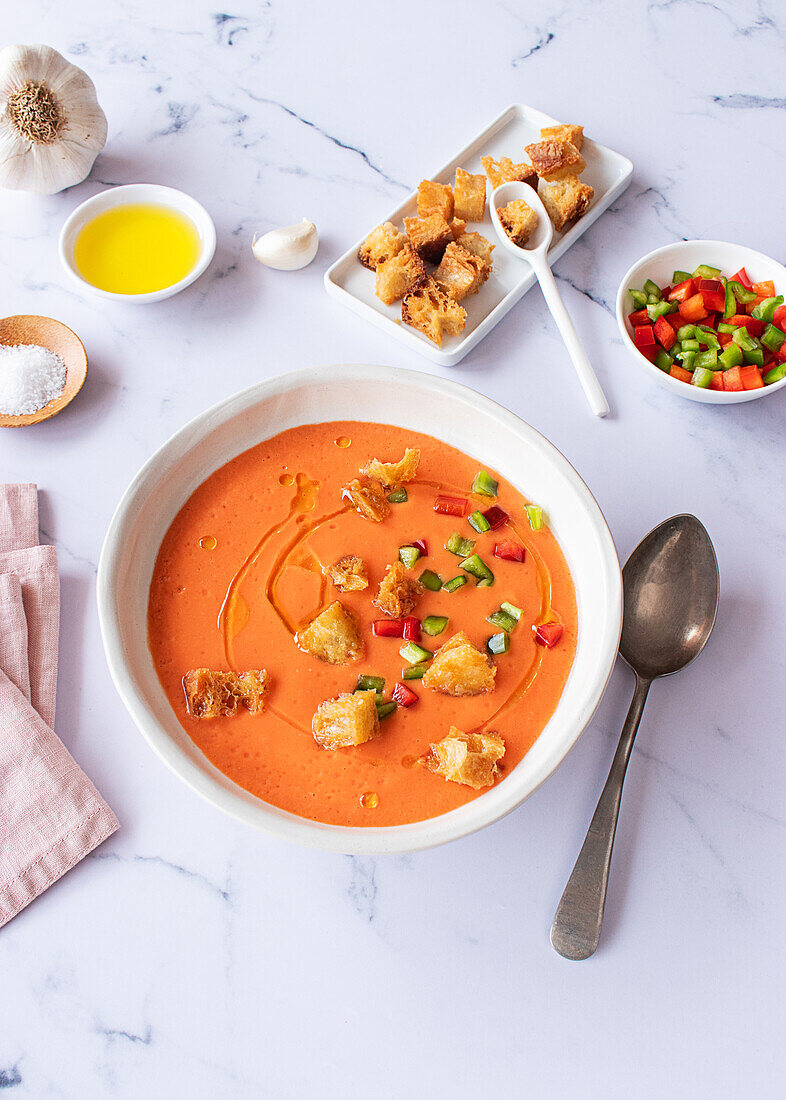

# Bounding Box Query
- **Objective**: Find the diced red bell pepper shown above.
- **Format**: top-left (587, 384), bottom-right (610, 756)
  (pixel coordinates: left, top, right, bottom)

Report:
top-left (702, 313), bottom-right (718, 329)
top-left (628, 308), bottom-right (650, 327)
top-left (668, 278), bottom-right (696, 302)
top-left (752, 280), bottom-right (775, 299)
top-left (493, 539), bottom-right (526, 562)
top-left (777, 345), bottom-right (786, 364)
top-left (392, 682), bottom-right (418, 708)
top-left (731, 267), bottom-right (753, 291)
top-left (739, 364), bottom-right (764, 390)
top-left (727, 314), bottom-right (765, 336)
top-left (481, 505), bottom-right (509, 530)
top-left (402, 616), bottom-right (421, 642)
top-left (659, 286), bottom-right (673, 300)
top-left (372, 618), bottom-right (405, 638)
top-left (412, 539), bottom-right (428, 556)
top-left (634, 325), bottom-right (657, 360)
top-left (653, 314), bottom-right (677, 350)
top-left (670, 364), bottom-right (693, 383)
top-left (698, 278), bottom-right (726, 313)
top-left (717, 332), bottom-right (733, 348)
top-left (773, 304), bottom-right (786, 332)
top-left (708, 371), bottom-right (724, 391)
top-left (722, 366), bottom-right (744, 392)
top-left (678, 294), bottom-right (708, 323)
top-left (534, 622), bottom-right (564, 648)
top-left (433, 495), bottom-right (466, 517)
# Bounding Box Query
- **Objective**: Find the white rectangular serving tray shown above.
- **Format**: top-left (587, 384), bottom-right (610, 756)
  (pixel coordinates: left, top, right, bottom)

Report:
top-left (324, 103), bottom-right (633, 366)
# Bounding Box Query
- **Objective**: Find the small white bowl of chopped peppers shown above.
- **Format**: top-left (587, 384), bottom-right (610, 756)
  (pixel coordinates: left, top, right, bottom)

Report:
top-left (617, 240), bottom-right (786, 404)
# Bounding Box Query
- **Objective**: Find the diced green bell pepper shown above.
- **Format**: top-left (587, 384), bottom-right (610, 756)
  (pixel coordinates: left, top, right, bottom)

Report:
top-left (694, 349), bottom-right (718, 370)
top-left (732, 326), bottom-right (757, 351)
top-left (676, 324), bottom-right (696, 341)
top-left (387, 488), bottom-right (408, 503)
top-left (719, 343), bottom-right (743, 371)
top-left (468, 510), bottom-right (491, 534)
top-left (526, 504), bottom-right (543, 531)
top-left (763, 362), bottom-right (786, 385)
top-left (761, 324), bottom-right (786, 353)
top-left (680, 339), bottom-right (700, 352)
top-left (691, 367), bottom-right (715, 389)
top-left (629, 289), bottom-right (648, 309)
top-left (647, 301), bottom-right (678, 321)
top-left (677, 351), bottom-right (697, 372)
top-left (743, 346), bottom-right (764, 367)
top-left (693, 264), bottom-right (722, 279)
top-left (723, 282), bottom-right (736, 319)
top-left (643, 278), bottom-right (662, 299)
top-left (695, 327), bottom-right (719, 348)
top-left (672, 269), bottom-right (692, 284)
top-left (654, 350), bottom-right (673, 372)
top-left (751, 295), bottom-right (784, 322)
top-left (419, 569), bottom-right (443, 591)
top-left (728, 280), bottom-right (756, 304)
top-left (471, 470), bottom-right (498, 497)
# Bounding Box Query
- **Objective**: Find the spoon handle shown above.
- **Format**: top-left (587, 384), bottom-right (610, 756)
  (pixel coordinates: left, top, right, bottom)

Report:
top-left (531, 256), bottom-right (610, 419)
top-left (550, 675), bottom-right (651, 959)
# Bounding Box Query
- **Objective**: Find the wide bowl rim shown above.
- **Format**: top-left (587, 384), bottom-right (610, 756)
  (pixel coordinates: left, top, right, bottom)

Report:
top-left (615, 239), bottom-right (786, 404)
top-left (97, 364), bottom-right (622, 853)
top-left (58, 182), bottom-right (217, 304)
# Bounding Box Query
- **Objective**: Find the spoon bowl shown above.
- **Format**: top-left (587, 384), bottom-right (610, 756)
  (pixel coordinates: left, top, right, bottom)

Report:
top-left (489, 180), bottom-right (554, 257)
top-left (621, 514), bottom-right (719, 679)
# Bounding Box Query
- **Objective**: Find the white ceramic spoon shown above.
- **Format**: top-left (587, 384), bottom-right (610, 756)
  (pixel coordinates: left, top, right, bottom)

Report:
top-left (489, 181), bottom-right (610, 418)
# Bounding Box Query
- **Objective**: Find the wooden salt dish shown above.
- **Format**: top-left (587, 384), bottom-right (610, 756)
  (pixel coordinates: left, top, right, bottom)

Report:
top-left (0, 315), bottom-right (88, 428)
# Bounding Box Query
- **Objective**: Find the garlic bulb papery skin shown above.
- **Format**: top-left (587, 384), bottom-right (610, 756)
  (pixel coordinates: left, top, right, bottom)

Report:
top-left (0, 44), bottom-right (108, 194)
top-left (252, 219), bottom-right (319, 270)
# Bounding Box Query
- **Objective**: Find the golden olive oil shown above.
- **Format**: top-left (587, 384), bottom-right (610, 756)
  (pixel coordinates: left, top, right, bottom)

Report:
top-left (74, 203), bottom-right (201, 294)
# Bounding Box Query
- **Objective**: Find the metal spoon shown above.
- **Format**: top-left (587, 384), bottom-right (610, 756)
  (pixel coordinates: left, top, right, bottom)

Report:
top-left (550, 515), bottom-right (719, 960)
top-left (488, 181), bottom-right (610, 418)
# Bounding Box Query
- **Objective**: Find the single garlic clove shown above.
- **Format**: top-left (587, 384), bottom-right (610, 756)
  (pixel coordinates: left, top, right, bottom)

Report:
top-left (252, 218), bottom-right (318, 270)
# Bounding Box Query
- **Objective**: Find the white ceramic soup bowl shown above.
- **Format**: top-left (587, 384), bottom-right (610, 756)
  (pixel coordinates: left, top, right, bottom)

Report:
top-left (617, 240), bottom-right (786, 404)
top-left (97, 365), bottom-right (622, 854)
top-left (59, 183), bottom-right (217, 303)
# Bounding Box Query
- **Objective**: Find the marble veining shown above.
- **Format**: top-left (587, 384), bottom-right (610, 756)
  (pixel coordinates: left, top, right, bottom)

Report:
top-left (1, 1), bottom-right (784, 1097)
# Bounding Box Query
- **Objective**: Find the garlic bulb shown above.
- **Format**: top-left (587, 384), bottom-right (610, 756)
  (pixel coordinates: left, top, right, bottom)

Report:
top-left (0, 44), bottom-right (108, 194)
top-left (252, 219), bottom-right (318, 270)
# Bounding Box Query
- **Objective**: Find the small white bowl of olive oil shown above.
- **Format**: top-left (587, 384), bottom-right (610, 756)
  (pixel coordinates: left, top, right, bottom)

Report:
top-left (59, 183), bottom-right (216, 303)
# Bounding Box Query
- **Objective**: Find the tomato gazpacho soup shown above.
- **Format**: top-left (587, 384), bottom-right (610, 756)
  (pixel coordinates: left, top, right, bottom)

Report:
top-left (147, 422), bottom-right (577, 827)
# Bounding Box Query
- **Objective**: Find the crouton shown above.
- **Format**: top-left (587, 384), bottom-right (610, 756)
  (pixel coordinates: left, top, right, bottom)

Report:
top-left (328, 554), bottom-right (369, 592)
top-left (426, 727), bottom-right (505, 789)
top-left (498, 200), bottom-right (538, 247)
top-left (312, 690), bottom-right (380, 750)
top-left (296, 601), bottom-right (363, 665)
top-left (358, 221), bottom-right (407, 270)
top-left (481, 155), bottom-right (537, 190)
top-left (417, 179), bottom-right (454, 221)
top-left (403, 213), bottom-right (454, 263)
top-left (360, 447), bottom-right (420, 488)
top-left (374, 560), bottom-right (424, 617)
top-left (456, 232), bottom-right (495, 265)
top-left (422, 631), bottom-right (496, 696)
top-left (524, 139), bottom-right (586, 181)
top-left (540, 123), bottom-right (584, 152)
top-left (375, 243), bottom-right (427, 305)
top-left (342, 479), bottom-right (390, 522)
top-left (453, 167), bottom-right (486, 222)
top-left (449, 218), bottom-right (467, 240)
top-left (401, 278), bottom-right (467, 347)
top-left (433, 242), bottom-right (491, 302)
top-left (539, 177), bottom-right (594, 232)
top-left (183, 669), bottom-right (269, 719)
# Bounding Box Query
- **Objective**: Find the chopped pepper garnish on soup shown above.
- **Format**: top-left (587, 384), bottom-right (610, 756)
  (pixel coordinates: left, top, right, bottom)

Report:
top-left (147, 422), bottom-right (576, 827)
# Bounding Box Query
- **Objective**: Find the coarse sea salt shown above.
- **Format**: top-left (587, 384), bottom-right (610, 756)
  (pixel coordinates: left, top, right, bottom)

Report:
top-left (0, 343), bottom-right (67, 416)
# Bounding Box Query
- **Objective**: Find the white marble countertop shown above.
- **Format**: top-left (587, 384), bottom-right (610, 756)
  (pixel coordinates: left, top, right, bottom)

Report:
top-left (1, 2), bottom-right (785, 1096)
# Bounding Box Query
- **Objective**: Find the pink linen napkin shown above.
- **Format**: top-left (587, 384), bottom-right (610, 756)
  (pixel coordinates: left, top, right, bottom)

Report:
top-left (0, 485), bottom-right (118, 929)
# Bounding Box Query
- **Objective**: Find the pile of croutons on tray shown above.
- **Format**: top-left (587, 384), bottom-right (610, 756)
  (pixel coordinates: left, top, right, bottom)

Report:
top-left (357, 121), bottom-right (594, 346)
